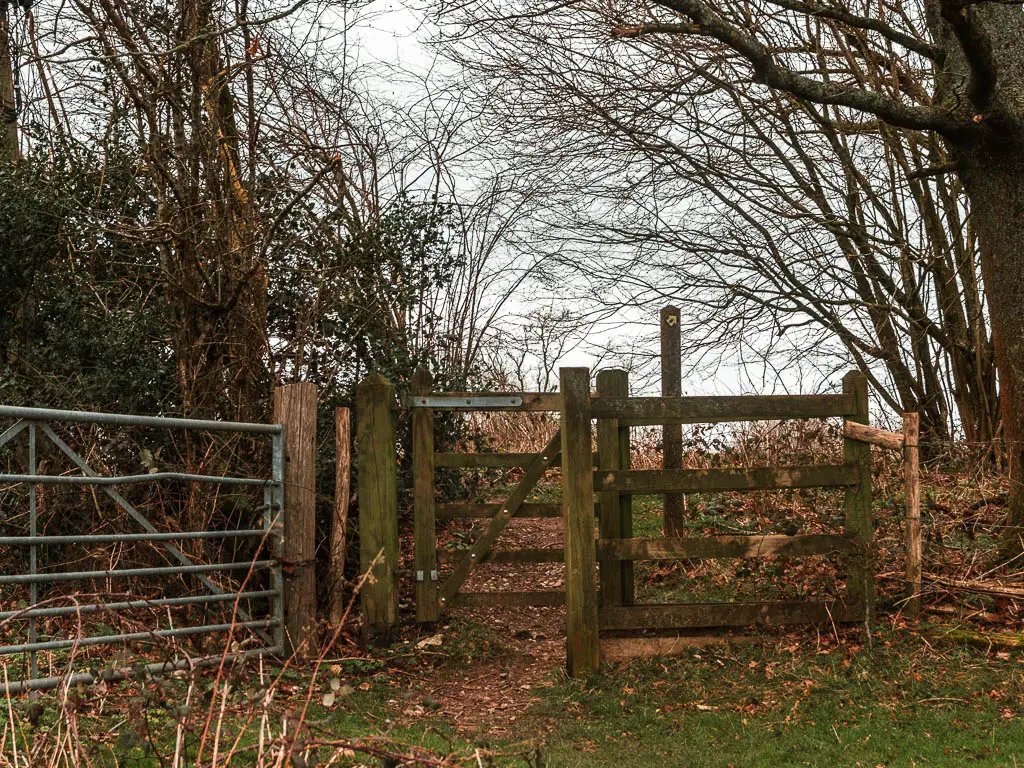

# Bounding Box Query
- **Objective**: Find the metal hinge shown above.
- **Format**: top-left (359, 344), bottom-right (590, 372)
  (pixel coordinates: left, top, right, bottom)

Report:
top-left (415, 570), bottom-right (439, 582)
top-left (407, 396), bottom-right (524, 409)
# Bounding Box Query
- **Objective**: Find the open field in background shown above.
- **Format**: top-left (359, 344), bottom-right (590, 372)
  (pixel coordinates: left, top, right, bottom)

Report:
top-left (2, 417), bottom-right (1023, 766)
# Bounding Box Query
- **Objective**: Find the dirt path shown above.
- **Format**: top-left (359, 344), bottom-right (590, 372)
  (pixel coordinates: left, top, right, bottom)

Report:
top-left (411, 516), bottom-right (567, 736)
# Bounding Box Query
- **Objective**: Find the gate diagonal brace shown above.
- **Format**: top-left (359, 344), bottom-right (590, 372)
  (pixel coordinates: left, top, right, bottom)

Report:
top-left (438, 429), bottom-right (562, 607)
top-left (38, 423), bottom-right (276, 647)
top-left (0, 420), bottom-right (27, 448)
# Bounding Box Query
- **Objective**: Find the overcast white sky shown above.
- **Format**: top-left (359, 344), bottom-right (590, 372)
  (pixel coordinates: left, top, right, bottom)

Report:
top-left (335, 0), bottom-right (864, 402)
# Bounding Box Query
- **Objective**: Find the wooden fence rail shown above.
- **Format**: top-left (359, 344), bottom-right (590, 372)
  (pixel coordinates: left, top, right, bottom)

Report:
top-left (597, 533), bottom-right (863, 561)
top-left (593, 465), bottom-right (857, 494)
top-left (598, 600), bottom-right (860, 631)
top-left (434, 453), bottom-right (541, 468)
top-left (591, 394), bottom-right (857, 424)
top-left (561, 367), bottom-right (877, 676)
top-left (436, 502), bottom-right (564, 519)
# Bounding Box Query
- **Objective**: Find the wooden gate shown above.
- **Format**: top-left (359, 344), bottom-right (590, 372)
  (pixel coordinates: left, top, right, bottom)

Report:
top-left (560, 367), bottom-right (875, 676)
top-left (408, 369), bottom-right (567, 622)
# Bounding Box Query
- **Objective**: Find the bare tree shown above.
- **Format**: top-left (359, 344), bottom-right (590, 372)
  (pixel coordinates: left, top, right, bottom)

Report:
top-left (17, 0), bottom-right (291, 420)
top-left (433, 0), bottom-right (1024, 545)
top-left (247, 40), bottom-right (549, 392)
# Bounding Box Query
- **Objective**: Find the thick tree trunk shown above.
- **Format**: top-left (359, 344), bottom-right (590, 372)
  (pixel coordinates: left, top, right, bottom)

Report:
top-left (955, 147), bottom-right (1024, 554)
top-left (927, 0), bottom-right (1024, 555)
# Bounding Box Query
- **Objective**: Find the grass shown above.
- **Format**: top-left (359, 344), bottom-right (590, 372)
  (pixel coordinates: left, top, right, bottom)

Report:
top-left (533, 630), bottom-right (1024, 767)
top-left (1, 650), bottom-right (472, 766)
top-left (5, 619), bottom-right (1024, 766)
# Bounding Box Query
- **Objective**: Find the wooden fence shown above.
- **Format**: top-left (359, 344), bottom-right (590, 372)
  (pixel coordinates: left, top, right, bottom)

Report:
top-left (560, 367), bottom-right (875, 676)
top-left (356, 364), bottom-right (919, 673)
top-left (410, 369), bottom-right (566, 618)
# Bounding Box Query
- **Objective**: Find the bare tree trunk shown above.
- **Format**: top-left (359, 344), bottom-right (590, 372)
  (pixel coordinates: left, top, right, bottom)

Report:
top-left (0, 0), bottom-right (19, 162)
top-left (169, 0), bottom-right (267, 421)
top-left (926, 0), bottom-right (1024, 552)
top-left (954, 149), bottom-right (1024, 552)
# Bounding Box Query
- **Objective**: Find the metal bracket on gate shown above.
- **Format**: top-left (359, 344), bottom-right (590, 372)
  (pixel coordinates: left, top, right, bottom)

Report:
top-left (415, 570), bottom-right (439, 582)
top-left (407, 396), bottom-right (524, 409)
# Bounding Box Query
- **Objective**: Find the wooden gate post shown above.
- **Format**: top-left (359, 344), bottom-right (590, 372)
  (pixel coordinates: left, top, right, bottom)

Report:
top-left (356, 372), bottom-right (399, 645)
top-left (412, 368), bottom-right (440, 623)
top-left (596, 369), bottom-right (633, 607)
top-left (661, 306), bottom-right (685, 536)
top-left (561, 367), bottom-right (599, 676)
top-left (273, 382), bottom-right (318, 656)
top-left (842, 370), bottom-right (874, 628)
top-left (903, 412), bottom-right (922, 619)
top-left (328, 407), bottom-right (351, 627)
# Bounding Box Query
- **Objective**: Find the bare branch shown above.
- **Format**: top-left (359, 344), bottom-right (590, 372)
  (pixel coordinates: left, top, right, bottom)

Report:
top-left (649, 0), bottom-right (971, 134)
top-left (763, 0), bottom-right (940, 60)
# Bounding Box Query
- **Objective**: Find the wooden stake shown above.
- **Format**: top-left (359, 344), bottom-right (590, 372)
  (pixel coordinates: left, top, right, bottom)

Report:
top-left (327, 407), bottom-right (351, 628)
top-left (842, 371), bottom-right (874, 631)
top-left (660, 306), bottom-right (684, 536)
top-left (356, 373), bottom-right (399, 645)
top-left (561, 367), bottom-right (599, 676)
top-left (412, 368), bottom-right (439, 623)
top-left (273, 382), bottom-right (318, 656)
top-left (903, 412), bottom-right (922, 619)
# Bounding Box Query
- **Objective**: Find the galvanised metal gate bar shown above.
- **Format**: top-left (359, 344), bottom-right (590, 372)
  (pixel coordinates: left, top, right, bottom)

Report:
top-left (0, 405), bottom-right (285, 694)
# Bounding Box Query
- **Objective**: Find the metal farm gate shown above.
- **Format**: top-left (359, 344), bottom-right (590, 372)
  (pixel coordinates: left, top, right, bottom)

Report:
top-left (0, 405), bottom-right (285, 694)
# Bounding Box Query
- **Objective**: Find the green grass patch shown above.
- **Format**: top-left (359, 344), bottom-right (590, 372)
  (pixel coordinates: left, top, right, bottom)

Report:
top-left (529, 630), bottom-right (1024, 767)
top-left (7, 624), bottom-right (1024, 766)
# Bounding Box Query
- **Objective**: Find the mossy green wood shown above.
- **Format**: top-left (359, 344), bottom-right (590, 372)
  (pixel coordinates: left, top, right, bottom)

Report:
top-left (596, 369), bottom-right (631, 608)
top-left (412, 368), bottom-right (439, 623)
top-left (597, 532), bottom-right (861, 560)
top-left (843, 370), bottom-right (874, 626)
top-left (598, 600), bottom-right (859, 631)
top-left (436, 547), bottom-right (564, 564)
top-left (561, 366), bottom-right (599, 676)
top-left (356, 372), bottom-right (399, 644)
top-left (436, 502), bottom-right (564, 519)
top-left (434, 453), bottom-right (540, 468)
top-left (450, 591), bottom-right (566, 607)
